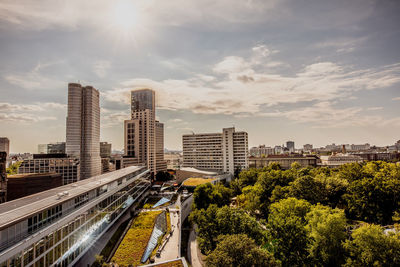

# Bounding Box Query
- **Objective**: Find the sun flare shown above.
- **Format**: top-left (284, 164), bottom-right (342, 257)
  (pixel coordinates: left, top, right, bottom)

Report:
top-left (113, 0), bottom-right (138, 32)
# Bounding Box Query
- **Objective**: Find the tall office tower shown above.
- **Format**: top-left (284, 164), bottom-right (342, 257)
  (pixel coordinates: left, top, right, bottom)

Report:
top-left (0, 137), bottom-right (10, 167)
top-left (182, 127), bottom-right (248, 175)
top-left (124, 89), bottom-right (166, 173)
top-left (0, 152), bottom-right (7, 203)
top-left (286, 141), bottom-right (295, 153)
top-left (155, 121), bottom-right (167, 171)
top-left (66, 83), bottom-right (101, 180)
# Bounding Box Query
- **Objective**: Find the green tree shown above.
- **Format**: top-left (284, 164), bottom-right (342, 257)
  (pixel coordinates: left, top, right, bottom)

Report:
top-left (6, 161), bottom-right (21, 175)
top-left (343, 224), bottom-right (400, 267)
top-left (206, 234), bottom-right (280, 267)
top-left (267, 198), bottom-right (312, 266)
top-left (192, 183), bottom-right (232, 210)
top-left (344, 175), bottom-right (400, 225)
top-left (238, 168), bottom-right (260, 187)
top-left (190, 205), bottom-right (267, 254)
top-left (287, 175), bottom-right (327, 204)
top-left (305, 204), bottom-right (347, 266)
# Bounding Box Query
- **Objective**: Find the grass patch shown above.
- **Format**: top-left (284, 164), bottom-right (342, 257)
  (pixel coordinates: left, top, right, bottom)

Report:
top-left (111, 211), bottom-right (162, 266)
top-left (99, 219), bottom-right (130, 261)
top-left (182, 177), bottom-right (216, 187)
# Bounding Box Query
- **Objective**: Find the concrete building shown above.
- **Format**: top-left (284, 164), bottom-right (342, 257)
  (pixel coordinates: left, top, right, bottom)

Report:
top-left (6, 173), bottom-right (63, 201)
top-left (0, 138), bottom-right (9, 168)
top-left (286, 141), bottom-right (295, 153)
top-left (66, 83), bottom-right (101, 180)
top-left (124, 89), bottom-right (166, 174)
top-left (350, 143), bottom-right (370, 151)
top-left (100, 142), bottom-right (112, 159)
top-left (38, 142), bottom-right (66, 154)
top-left (350, 152), bottom-right (400, 162)
top-left (319, 153), bottom-right (364, 167)
top-left (164, 153), bottom-right (182, 170)
top-left (0, 152), bottom-right (7, 204)
top-left (0, 166), bottom-right (150, 267)
top-left (303, 144), bottom-right (313, 151)
top-left (250, 145), bottom-right (275, 157)
top-left (249, 155), bottom-right (319, 169)
top-left (18, 154), bottom-right (80, 185)
top-left (182, 127), bottom-right (248, 175)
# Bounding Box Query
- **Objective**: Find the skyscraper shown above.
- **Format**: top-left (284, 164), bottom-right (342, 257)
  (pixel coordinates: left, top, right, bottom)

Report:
top-left (286, 141), bottom-right (295, 153)
top-left (124, 89), bottom-right (166, 173)
top-left (66, 83), bottom-right (101, 180)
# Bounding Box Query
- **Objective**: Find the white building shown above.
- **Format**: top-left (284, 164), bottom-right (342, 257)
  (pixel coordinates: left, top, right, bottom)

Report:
top-left (319, 153), bottom-right (364, 167)
top-left (250, 145), bottom-right (274, 157)
top-left (182, 127), bottom-right (248, 175)
top-left (66, 83), bottom-right (101, 180)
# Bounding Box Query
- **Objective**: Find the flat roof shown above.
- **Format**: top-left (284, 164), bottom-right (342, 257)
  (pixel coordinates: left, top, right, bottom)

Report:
top-left (178, 167), bottom-right (218, 175)
top-left (7, 173), bottom-right (60, 179)
top-left (0, 166), bottom-right (146, 229)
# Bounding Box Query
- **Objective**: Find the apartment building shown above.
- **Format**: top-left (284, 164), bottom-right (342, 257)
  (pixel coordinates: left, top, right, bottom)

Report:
top-left (182, 127), bottom-right (248, 175)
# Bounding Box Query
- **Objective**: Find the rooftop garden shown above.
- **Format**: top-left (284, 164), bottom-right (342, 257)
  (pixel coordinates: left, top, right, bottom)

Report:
top-left (111, 211), bottom-right (162, 266)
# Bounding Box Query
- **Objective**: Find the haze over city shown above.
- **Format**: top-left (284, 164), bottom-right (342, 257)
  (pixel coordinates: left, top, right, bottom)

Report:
top-left (1, 0), bottom-right (400, 153)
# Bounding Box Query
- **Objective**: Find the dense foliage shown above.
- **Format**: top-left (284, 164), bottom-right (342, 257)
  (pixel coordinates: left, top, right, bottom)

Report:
top-left (189, 161), bottom-right (400, 267)
top-left (206, 234), bottom-right (279, 267)
top-left (6, 161), bottom-right (21, 175)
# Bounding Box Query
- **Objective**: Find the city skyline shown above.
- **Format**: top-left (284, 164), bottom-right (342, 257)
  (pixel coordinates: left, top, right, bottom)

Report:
top-left (1, 0), bottom-right (400, 153)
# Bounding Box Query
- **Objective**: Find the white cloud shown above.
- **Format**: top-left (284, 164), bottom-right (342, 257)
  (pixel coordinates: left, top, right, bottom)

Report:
top-left (103, 46), bottom-right (400, 120)
top-left (260, 102), bottom-right (400, 128)
top-left (4, 61), bottom-right (65, 90)
top-left (0, 113), bottom-right (56, 123)
top-left (93, 60), bottom-right (111, 78)
top-left (367, 107), bottom-right (383, 111)
top-left (392, 97), bottom-right (400, 101)
top-left (0, 0), bottom-right (281, 31)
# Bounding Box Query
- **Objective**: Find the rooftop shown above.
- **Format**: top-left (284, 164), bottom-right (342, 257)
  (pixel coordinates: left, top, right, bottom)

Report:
top-left (7, 173), bottom-right (60, 179)
top-left (179, 167), bottom-right (218, 175)
top-left (0, 166), bottom-right (145, 229)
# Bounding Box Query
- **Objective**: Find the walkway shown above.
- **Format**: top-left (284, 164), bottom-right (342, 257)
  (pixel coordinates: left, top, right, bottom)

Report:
top-left (187, 228), bottom-right (203, 267)
top-left (154, 209), bottom-right (180, 263)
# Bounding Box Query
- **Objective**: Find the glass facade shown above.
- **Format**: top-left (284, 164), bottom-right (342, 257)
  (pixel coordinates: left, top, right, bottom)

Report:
top-left (0, 170), bottom-right (149, 267)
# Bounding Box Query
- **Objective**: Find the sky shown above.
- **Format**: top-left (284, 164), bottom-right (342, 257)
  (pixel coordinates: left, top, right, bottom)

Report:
top-left (0, 0), bottom-right (399, 153)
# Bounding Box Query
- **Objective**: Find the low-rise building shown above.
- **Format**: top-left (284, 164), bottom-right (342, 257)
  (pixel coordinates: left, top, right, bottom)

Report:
top-left (249, 155), bottom-right (319, 169)
top-left (18, 154), bottom-right (80, 185)
top-left (7, 173), bottom-right (62, 201)
top-left (319, 153), bottom-right (363, 167)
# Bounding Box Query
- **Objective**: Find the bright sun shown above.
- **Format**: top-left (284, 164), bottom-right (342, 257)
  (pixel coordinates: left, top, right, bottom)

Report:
top-left (113, 0), bottom-right (138, 32)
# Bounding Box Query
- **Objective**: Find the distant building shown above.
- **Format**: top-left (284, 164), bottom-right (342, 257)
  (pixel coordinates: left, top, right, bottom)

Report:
top-left (100, 142), bottom-right (112, 158)
top-left (350, 152), bottom-right (400, 162)
top-left (0, 137), bottom-right (10, 167)
top-left (303, 144), bottom-right (313, 151)
top-left (38, 142), bottom-right (66, 154)
top-left (274, 145), bottom-right (284, 154)
top-left (7, 173), bottom-right (62, 201)
top-left (124, 89), bottom-right (166, 173)
top-left (182, 127), bottom-right (248, 175)
top-left (350, 143), bottom-right (370, 151)
top-left (18, 154), bottom-right (80, 184)
top-left (164, 153), bottom-right (182, 170)
top-left (286, 141), bottom-right (295, 153)
top-left (66, 83), bottom-right (101, 179)
top-left (319, 153), bottom-right (363, 167)
top-left (0, 152), bottom-right (7, 203)
top-left (250, 145), bottom-right (274, 157)
top-left (249, 155), bottom-right (318, 169)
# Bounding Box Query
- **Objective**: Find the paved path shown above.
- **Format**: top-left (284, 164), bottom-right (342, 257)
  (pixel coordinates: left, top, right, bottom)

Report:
top-left (154, 209), bottom-right (180, 263)
top-left (188, 228), bottom-right (203, 267)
